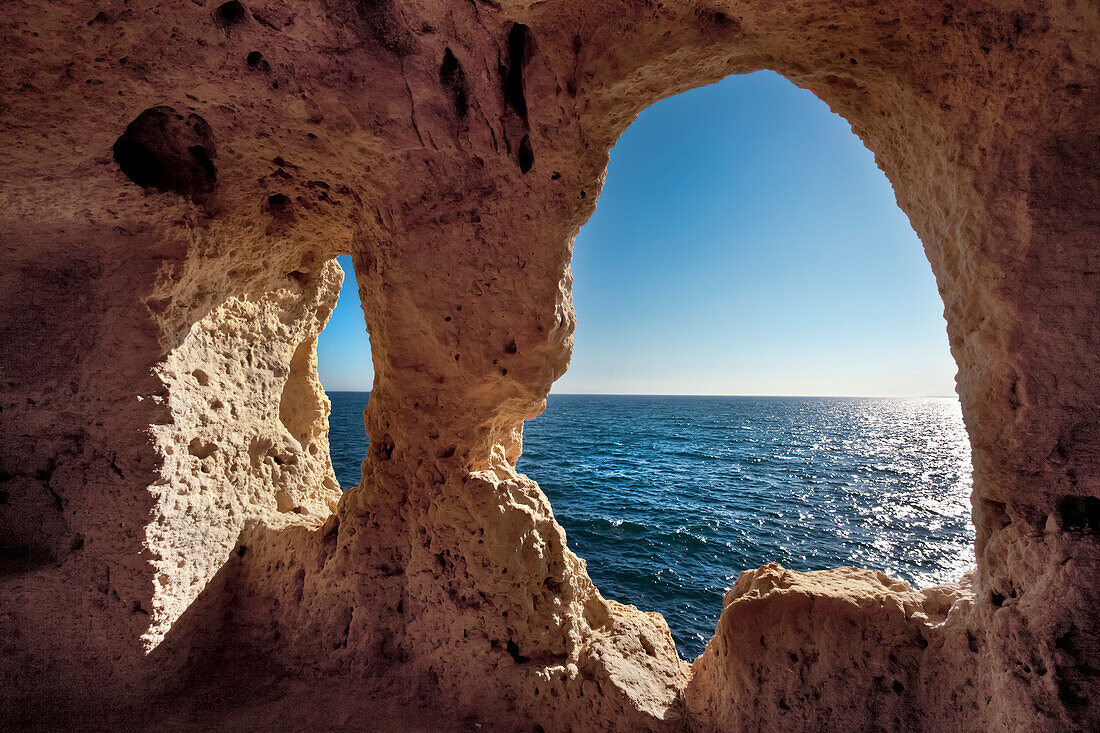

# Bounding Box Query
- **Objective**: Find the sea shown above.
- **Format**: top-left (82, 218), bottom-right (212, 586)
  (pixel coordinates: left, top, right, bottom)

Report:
top-left (327, 393), bottom-right (975, 660)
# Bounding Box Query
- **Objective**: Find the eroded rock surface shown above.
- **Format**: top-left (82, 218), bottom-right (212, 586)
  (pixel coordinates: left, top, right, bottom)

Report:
top-left (113, 106), bottom-right (219, 201)
top-left (0, 0), bottom-right (1096, 730)
top-left (687, 564), bottom-right (980, 731)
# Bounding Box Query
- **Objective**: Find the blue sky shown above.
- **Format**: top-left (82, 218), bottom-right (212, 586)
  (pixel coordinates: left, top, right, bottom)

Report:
top-left (318, 71), bottom-right (957, 396)
top-left (316, 258), bottom-right (374, 393)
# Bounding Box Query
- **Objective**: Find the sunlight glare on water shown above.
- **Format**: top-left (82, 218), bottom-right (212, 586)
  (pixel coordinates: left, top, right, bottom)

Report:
top-left (517, 395), bottom-right (975, 659)
top-left (327, 393), bottom-right (975, 660)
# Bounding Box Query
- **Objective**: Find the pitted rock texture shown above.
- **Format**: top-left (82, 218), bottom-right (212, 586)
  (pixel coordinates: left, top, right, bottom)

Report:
top-left (687, 564), bottom-right (980, 731)
top-left (0, 0), bottom-right (1097, 730)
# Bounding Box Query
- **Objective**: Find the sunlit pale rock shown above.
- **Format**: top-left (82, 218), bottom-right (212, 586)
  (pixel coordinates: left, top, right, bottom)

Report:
top-left (0, 0), bottom-right (1096, 730)
top-left (687, 563), bottom-right (979, 731)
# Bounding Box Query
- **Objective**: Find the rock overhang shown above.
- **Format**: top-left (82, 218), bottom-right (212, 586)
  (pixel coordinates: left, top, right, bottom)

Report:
top-left (0, 1), bottom-right (1097, 730)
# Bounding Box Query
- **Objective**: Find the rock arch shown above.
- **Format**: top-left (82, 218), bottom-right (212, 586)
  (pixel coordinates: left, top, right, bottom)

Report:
top-left (0, 1), bottom-right (1096, 730)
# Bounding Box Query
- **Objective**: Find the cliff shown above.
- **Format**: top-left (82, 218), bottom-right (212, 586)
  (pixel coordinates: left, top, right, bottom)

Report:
top-left (0, 0), bottom-right (1097, 730)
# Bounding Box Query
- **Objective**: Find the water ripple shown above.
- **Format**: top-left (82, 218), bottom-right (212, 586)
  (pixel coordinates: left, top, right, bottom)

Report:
top-left (328, 393), bottom-right (975, 661)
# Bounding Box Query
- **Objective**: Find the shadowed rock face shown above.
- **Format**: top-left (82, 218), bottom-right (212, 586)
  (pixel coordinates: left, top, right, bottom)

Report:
top-left (113, 106), bottom-right (218, 201)
top-left (0, 1), bottom-right (1096, 730)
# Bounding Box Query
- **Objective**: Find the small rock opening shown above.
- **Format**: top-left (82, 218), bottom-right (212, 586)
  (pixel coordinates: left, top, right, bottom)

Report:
top-left (214, 1), bottom-right (246, 28)
top-left (113, 106), bottom-right (217, 201)
top-left (439, 48), bottom-right (469, 118)
top-left (1056, 495), bottom-right (1100, 533)
top-left (315, 254), bottom-right (375, 492)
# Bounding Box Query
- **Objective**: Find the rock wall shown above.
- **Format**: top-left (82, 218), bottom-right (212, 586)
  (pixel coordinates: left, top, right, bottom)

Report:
top-left (0, 0), bottom-right (1096, 730)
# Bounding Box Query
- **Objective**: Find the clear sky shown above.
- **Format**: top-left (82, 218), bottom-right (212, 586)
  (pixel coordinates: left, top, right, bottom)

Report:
top-left (318, 70), bottom-right (958, 397)
top-left (316, 256), bottom-right (374, 392)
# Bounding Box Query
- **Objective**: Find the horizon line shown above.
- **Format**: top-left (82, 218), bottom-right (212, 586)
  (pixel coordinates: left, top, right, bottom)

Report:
top-left (324, 389), bottom-right (958, 399)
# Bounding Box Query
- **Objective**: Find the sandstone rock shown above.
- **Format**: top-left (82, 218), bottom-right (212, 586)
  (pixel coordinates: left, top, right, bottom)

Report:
top-left (686, 564), bottom-right (978, 731)
top-left (0, 0), bottom-right (1096, 730)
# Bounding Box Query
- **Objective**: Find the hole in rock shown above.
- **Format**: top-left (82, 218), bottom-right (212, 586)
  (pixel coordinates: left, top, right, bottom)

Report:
top-left (113, 107), bottom-right (217, 201)
top-left (517, 135), bottom-right (535, 174)
top-left (516, 71), bottom-right (975, 660)
top-left (215, 1), bottom-right (246, 28)
top-left (501, 22), bottom-right (531, 120)
top-left (1056, 495), bottom-right (1100, 533)
top-left (316, 254), bottom-right (374, 491)
top-left (245, 51), bottom-right (270, 72)
top-left (439, 47), bottom-right (469, 118)
top-left (187, 437), bottom-right (217, 460)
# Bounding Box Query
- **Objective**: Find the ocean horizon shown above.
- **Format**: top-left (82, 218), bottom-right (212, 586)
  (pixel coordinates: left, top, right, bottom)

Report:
top-left (327, 392), bottom-right (974, 659)
top-left (327, 390), bottom-right (959, 398)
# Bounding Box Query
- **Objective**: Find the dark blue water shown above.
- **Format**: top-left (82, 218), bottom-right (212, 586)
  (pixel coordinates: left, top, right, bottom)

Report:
top-left (328, 391), bottom-right (371, 490)
top-left (327, 393), bottom-right (974, 660)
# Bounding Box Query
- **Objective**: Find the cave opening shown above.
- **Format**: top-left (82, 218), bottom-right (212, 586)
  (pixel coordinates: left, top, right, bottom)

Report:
top-left (316, 254), bottom-right (374, 492)
top-left (516, 71), bottom-right (976, 658)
